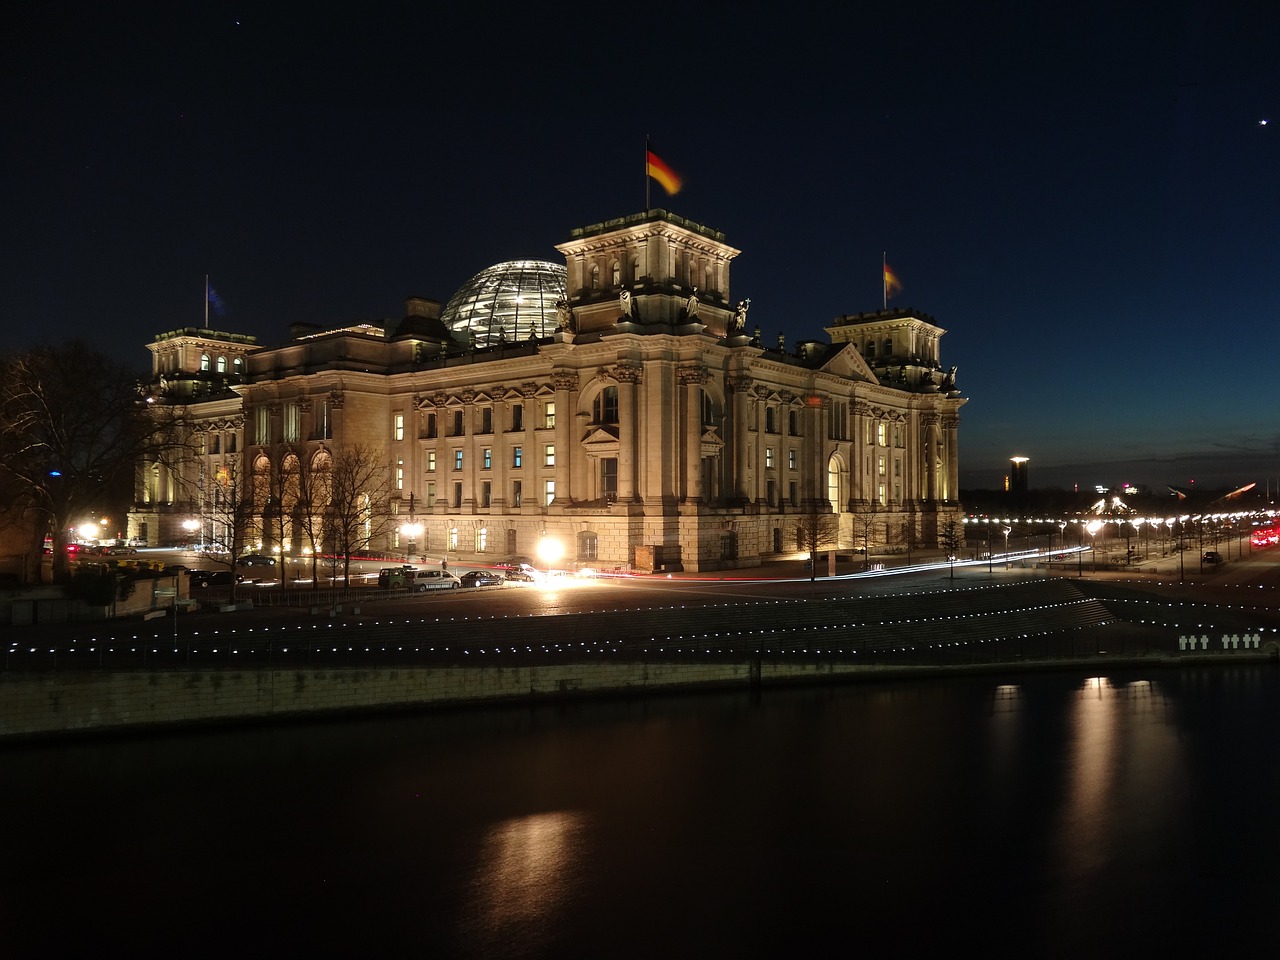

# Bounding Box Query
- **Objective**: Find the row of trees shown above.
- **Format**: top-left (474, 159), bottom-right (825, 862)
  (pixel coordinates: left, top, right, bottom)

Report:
top-left (0, 341), bottom-right (398, 591)
top-left (199, 442), bottom-right (394, 593)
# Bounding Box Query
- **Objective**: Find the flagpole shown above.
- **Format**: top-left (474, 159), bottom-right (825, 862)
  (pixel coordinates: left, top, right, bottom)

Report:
top-left (205, 274), bottom-right (209, 328)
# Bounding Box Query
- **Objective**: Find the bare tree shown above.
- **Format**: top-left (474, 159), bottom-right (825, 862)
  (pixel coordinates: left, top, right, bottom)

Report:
top-left (852, 513), bottom-right (877, 571)
top-left (939, 516), bottom-right (964, 580)
top-left (262, 448), bottom-right (302, 588)
top-left (202, 457), bottom-right (258, 599)
top-left (326, 442), bottom-right (394, 591)
top-left (0, 342), bottom-right (189, 583)
top-left (293, 447), bottom-right (332, 591)
top-left (795, 505), bottom-right (839, 581)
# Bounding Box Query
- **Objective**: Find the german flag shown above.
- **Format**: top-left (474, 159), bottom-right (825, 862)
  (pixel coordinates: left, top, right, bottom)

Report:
top-left (646, 149), bottom-right (682, 195)
top-left (883, 262), bottom-right (903, 300)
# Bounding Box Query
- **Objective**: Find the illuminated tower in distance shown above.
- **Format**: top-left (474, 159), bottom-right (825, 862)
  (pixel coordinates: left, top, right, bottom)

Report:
top-left (1008, 456), bottom-right (1029, 495)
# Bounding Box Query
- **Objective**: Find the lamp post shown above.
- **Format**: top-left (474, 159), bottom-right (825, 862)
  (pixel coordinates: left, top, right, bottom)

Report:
top-left (1086, 519), bottom-right (1102, 573)
top-left (401, 492), bottom-right (422, 562)
top-left (182, 518), bottom-right (200, 552)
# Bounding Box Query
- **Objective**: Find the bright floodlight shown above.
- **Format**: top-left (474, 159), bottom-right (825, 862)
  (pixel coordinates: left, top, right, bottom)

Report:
top-left (536, 536), bottom-right (564, 567)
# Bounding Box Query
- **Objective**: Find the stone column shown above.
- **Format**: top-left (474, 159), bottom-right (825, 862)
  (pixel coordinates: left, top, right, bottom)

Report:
top-left (679, 366), bottom-right (709, 502)
top-left (615, 363), bottom-right (642, 502)
top-left (551, 371), bottom-right (576, 503)
top-left (727, 377), bottom-right (752, 502)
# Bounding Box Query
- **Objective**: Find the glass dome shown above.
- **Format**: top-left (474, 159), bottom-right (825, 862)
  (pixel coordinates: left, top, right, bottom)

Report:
top-left (440, 260), bottom-right (568, 347)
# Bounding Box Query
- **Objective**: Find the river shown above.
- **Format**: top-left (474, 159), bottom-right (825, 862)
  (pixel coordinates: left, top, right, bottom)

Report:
top-left (4, 664), bottom-right (1279, 958)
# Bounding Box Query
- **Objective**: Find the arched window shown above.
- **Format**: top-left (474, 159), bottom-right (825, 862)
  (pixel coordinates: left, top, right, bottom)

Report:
top-left (590, 264), bottom-right (600, 290)
top-left (593, 385), bottom-right (619, 424)
top-left (200, 353), bottom-right (211, 371)
top-left (233, 357), bottom-right (244, 375)
top-left (882, 338), bottom-right (893, 356)
top-left (216, 356), bottom-right (228, 373)
top-left (865, 342), bottom-right (875, 359)
top-left (611, 260), bottom-right (621, 286)
top-left (577, 531), bottom-right (598, 561)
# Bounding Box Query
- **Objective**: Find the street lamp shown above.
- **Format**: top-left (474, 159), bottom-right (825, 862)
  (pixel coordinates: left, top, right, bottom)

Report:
top-left (400, 491), bottom-right (422, 561)
top-left (1085, 519), bottom-right (1102, 573)
top-left (182, 518), bottom-right (200, 551)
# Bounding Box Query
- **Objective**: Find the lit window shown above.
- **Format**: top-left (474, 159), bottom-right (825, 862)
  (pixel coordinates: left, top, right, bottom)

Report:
top-left (427, 451), bottom-right (436, 472)
top-left (482, 448), bottom-right (492, 469)
top-left (513, 446), bottom-right (522, 468)
top-left (216, 356), bottom-right (227, 373)
top-left (788, 449), bottom-right (796, 470)
top-left (766, 447), bottom-right (774, 469)
top-left (877, 423), bottom-right (887, 446)
top-left (396, 460), bottom-right (404, 490)
top-left (544, 402), bottom-right (556, 429)
top-left (545, 445), bottom-right (555, 467)
top-left (544, 480), bottom-right (555, 505)
top-left (393, 414), bottom-right (404, 441)
top-left (454, 450), bottom-right (463, 470)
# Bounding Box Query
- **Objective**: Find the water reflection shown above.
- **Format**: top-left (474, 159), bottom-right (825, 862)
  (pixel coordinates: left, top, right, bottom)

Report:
top-left (465, 810), bottom-right (587, 954)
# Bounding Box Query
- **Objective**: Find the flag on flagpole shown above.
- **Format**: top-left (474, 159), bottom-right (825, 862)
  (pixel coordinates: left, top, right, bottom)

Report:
top-left (646, 149), bottom-right (682, 195)
top-left (883, 261), bottom-right (902, 302)
top-left (207, 285), bottom-right (227, 317)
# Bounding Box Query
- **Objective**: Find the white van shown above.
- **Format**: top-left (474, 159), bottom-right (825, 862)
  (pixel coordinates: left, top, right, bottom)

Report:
top-left (408, 569), bottom-right (462, 592)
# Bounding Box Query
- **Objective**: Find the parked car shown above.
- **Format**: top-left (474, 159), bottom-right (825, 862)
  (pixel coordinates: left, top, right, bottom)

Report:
top-left (377, 565), bottom-right (416, 588)
top-left (407, 570), bottom-right (461, 592)
top-left (103, 544), bottom-right (137, 555)
top-left (237, 554), bottom-right (277, 567)
top-left (1203, 551), bottom-right (1222, 564)
top-left (499, 555), bottom-right (536, 571)
top-left (460, 570), bottom-right (504, 588)
top-left (190, 570), bottom-right (239, 588)
top-left (504, 567), bottom-right (537, 583)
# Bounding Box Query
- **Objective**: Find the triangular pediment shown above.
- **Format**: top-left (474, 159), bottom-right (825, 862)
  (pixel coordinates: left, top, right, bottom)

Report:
top-left (582, 425), bottom-right (621, 447)
top-left (819, 342), bottom-right (878, 382)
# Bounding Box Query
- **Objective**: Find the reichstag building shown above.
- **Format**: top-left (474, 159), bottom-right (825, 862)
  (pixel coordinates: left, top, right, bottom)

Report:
top-left (130, 209), bottom-right (966, 572)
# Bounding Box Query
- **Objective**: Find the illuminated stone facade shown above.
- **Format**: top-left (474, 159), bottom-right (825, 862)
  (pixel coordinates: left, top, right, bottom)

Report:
top-left (131, 209), bottom-right (966, 571)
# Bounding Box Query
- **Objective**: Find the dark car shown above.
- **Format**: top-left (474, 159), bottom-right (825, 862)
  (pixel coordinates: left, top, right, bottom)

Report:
top-left (1203, 551), bottom-right (1223, 564)
top-left (189, 570), bottom-right (239, 588)
top-left (237, 554), bottom-right (277, 567)
top-left (460, 570), bottom-right (505, 588)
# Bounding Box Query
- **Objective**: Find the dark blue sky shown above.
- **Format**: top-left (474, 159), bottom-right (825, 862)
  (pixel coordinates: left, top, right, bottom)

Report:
top-left (6, 2), bottom-right (1279, 492)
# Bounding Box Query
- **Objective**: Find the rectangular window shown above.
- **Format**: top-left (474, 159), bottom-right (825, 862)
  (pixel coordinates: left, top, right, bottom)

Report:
top-left (453, 482), bottom-right (463, 508)
top-left (393, 413), bottom-right (404, 441)
top-left (877, 422), bottom-right (887, 446)
top-left (878, 455), bottom-right (886, 476)
top-left (449, 527), bottom-right (459, 551)
top-left (481, 480), bottom-right (491, 507)
top-left (544, 402), bottom-right (556, 429)
top-left (476, 526), bottom-right (488, 552)
top-left (482, 448), bottom-right (492, 469)
top-left (513, 480), bottom-right (522, 507)
top-left (427, 451), bottom-right (436, 472)
top-left (765, 447), bottom-right (774, 469)
top-left (544, 480), bottom-right (555, 505)
top-left (255, 407), bottom-right (270, 445)
top-left (211, 434), bottom-right (221, 454)
top-left (229, 433), bottom-right (238, 453)
top-left (425, 412), bottom-right (437, 439)
top-left (545, 444), bottom-right (555, 467)
top-left (283, 403), bottom-right (300, 443)
top-left (480, 408), bottom-right (493, 434)
top-left (512, 403), bottom-right (523, 431)
top-left (788, 449), bottom-right (797, 470)
top-left (452, 410), bottom-right (463, 436)
top-left (766, 479), bottom-right (776, 506)
top-left (513, 446), bottom-right (523, 468)
top-left (427, 481), bottom-right (436, 504)
top-left (601, 458), bottom-right (618, 501)
top-left (396, 460), bottom-right (404, 490)
top-left (454, 450), bottom-right (463, 470)
top-left (316, 401), bottom-right (331, 441)
top-left (789, 481), bottom-right (798, 506)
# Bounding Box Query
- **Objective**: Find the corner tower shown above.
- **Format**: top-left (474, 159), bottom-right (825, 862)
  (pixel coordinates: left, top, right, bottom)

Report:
top-left (554, 209), bottom-right (742, 336)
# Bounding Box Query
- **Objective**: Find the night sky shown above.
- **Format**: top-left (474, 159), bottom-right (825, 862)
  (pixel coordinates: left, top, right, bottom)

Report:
top-left (6, 3), bottom-right (1279, 492)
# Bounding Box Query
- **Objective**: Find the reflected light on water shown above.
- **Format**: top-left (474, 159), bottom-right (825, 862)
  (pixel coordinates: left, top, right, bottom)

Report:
top-left (466, 810), bottom-right (586, 950)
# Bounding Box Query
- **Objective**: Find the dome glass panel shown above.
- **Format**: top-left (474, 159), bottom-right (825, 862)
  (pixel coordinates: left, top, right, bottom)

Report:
top-left (440, 260), bottom-right (568, 347)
